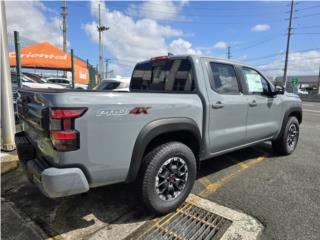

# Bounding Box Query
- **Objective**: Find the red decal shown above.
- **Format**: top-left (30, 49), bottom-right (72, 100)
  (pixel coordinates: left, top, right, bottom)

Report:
top-left (129, 107), bottom-right (151, 115)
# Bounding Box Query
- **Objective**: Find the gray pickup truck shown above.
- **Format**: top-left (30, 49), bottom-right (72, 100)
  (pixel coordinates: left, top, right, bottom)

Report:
top-left (15, 55), bottom-right (302, 214)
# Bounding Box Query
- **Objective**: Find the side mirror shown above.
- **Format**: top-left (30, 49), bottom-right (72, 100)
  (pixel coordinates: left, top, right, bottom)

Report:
top-left (274, 85), bottom-right (284, 95)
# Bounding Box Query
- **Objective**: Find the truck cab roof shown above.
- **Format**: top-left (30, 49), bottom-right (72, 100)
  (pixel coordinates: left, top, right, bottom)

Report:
top-left (137, 54), bottom-right (257, 70)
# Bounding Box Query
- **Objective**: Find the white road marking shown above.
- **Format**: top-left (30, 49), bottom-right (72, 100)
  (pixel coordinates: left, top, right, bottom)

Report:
top-left (302, 103), bottom-right (315, 107)
top-left (303, 109), bottom-right (320, 113)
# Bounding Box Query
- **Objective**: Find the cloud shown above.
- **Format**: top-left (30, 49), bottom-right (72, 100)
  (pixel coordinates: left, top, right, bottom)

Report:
top-left (213, 41), bottom-right (228, 49)
top-left (83, 1), bottom-right (199, 75)
top-left (251, 24), bottom-right (271, 32)
top-left (127, 0), bottom-right (187, 21)
top-left (5, 1), bottom-right (63, 48)
top-left (258, 50), bottom-right (320, 76)
top-left (169, 38), bottom-right (202, 55)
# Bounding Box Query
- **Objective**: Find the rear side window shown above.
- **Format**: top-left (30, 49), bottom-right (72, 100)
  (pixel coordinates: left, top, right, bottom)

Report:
top-left (95, 81), bottom-right (121, 90)
top-left (209, 63), bottom-right (240, 94)
top-left (130, 59), bottom-right (195, 92)
top-left (48, 79), bottom-right (69, 84)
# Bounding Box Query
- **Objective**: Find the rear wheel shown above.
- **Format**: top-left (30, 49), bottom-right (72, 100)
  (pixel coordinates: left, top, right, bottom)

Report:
top-left (272, 116), bottom-right (299, 155)
top-left (140, 142), bottom-right (196, 214)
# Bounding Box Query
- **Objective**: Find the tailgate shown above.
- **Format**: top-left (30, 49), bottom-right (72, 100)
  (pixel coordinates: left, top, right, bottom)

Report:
top-left (17, 90), bottom-right (58, 163)
top-left (17, 90), bottom-right (49, 133)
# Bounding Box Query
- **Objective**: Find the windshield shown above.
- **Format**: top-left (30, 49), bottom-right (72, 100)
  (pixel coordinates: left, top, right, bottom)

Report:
top-left (11, 72), bottom-right (32, 83)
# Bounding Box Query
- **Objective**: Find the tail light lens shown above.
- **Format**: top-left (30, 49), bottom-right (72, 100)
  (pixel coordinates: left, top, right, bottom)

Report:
top-left (50, 109), bottom-right (86, 119)
top-left (49, 108), bottom-right (87, 151)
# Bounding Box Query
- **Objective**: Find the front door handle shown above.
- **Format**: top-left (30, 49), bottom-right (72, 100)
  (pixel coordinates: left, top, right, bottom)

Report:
top-left (212, 101), bottom-right (224, 109)
top-left (249, 100), bottom-right (257, 107)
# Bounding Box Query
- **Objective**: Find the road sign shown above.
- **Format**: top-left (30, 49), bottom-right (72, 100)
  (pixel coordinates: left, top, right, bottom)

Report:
top-left (291, 77), bottom-right (299, 86)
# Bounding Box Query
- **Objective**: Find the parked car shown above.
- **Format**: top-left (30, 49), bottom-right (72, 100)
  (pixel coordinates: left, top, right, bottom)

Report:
top-left (45, 77), bottom-right (88, 89)
top-left (44, 77), bottom-right (72, 88)
top-left (15, 55), bottom-right (302, 214)
top-left (298, 88), bottom-right (308, 95)
top-left (11, 72), bottom-right (66, 122)
top-left (94, 77), bottom-right (130, 91)
top-left (22, 72), bottom-right (46, 83)
top-left (11, 72), bottom-right (66, 89)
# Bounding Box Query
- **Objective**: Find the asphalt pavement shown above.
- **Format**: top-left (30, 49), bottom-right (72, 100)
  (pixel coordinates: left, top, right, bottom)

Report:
top-left (1, 101), bottom-right (320, 240)
top-left (192, 101), bottom-right (320, 240)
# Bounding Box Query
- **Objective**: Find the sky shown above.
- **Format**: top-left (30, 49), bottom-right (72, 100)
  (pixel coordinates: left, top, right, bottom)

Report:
top-left (5, 0), bottom-right (320, 77)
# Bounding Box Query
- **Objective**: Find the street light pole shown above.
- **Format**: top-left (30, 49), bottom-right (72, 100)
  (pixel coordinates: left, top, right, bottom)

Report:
top-left (61, 0), bottom-right (67, 77)
top-left (227, 46), bottom-right (231, 59)
top-left (1, 0), bottom-right (16, 151)
top-left (97, 3), bottom-right (109, 82)
top-left (61, 0), bottom-right (67, 53)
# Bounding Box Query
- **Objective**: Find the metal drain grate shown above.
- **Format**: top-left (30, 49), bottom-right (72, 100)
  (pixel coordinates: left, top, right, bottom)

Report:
top-left (130, 203), bottom-right (231, 240)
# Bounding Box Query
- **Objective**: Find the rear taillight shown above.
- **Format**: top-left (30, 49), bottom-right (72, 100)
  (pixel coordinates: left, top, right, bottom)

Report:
top-left (49, 108), bottom-right (87, 151)
top-left (50, 109), bottom-right (86, 119)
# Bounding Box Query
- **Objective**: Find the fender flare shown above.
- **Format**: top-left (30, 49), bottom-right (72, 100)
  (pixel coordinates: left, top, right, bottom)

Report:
top-left (125, 118), bottom-right (202, 182)
top-left (276, 106), bottom-right (302, 139)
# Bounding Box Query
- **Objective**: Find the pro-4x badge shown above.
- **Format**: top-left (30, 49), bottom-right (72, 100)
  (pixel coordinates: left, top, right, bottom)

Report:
top-left (129, 107), bottom-right (151, 115)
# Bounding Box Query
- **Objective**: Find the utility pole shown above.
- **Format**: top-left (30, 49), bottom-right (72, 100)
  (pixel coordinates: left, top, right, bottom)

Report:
top-left (61, 0), bottom-right (67, 53)
top-left (97, 3), bottom-right (109, 82)
top-left (227, 46), bottom-right (231, 59)
top-left (1, 0), bottom-right (16, 151)
top-left (283, 0), bottom-right (294, 88)
top-left (317, 64), bottom-right (320, 94)
top-left (61, 0), bottom-right (67, 77)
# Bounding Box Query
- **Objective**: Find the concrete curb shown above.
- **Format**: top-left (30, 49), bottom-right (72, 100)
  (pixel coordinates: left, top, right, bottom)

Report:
top-left (1, 151), bottom-right (19, 174)
top-left (187, 194), bottom-right (264, 240)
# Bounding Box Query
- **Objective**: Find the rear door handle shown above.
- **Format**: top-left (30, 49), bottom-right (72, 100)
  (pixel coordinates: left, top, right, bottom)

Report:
top-left (249, 100), bottom-right (257, 107)
top-left (212, 101), bottom-right (224, 109)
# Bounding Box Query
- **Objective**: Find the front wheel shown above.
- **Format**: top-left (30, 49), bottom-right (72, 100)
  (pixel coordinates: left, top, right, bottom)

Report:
top-left (272, 116), bottom-right (300, 155)
top-left (140, 142), bottom-right (197, 214)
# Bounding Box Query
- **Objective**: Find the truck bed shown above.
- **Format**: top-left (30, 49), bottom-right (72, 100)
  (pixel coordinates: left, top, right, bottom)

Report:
top-left (17, 88), bottom-right (203, 187)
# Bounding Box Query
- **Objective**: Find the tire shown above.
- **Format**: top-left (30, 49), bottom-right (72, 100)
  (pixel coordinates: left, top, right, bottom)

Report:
top-left (140, 142), bottom-right (197, 214)
top-left (272, 116), bottom-right (300, 155)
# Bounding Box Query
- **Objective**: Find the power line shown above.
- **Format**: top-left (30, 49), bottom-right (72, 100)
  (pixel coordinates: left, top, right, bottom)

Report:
top-left (127, 5), bottom-right (287, 18)
top-left (233, 35), bottom-right (286, 53)
top-left (72, 2), bottom-right (285, 25)
top-left (295, 4), bottom-right (320, 11)
top-left (293, 33), bottom-right (320, 35)
top-left (295, 12), bottom-right (320, 18)
top-left (245, 53), bottom-right (284, 62)
top-left (111, 1), bottom-right (288, 11)
top-left (294, 25), bottom-right (320, 29)
top-left (159, 19), bottom-right (283, 25)
top-left (243, 47), bottom-right (320, 63)
top-left (293, 47), bottom-right (320, 52)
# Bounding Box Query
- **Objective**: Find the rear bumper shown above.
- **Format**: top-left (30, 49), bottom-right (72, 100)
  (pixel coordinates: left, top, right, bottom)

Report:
top-left (15, 131), bottom-right (89, 198)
